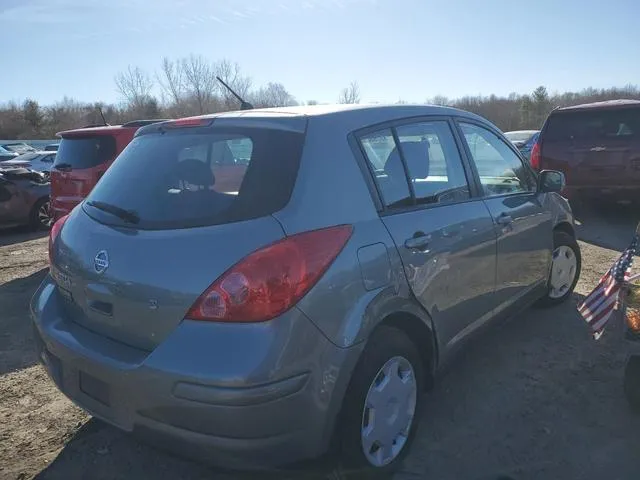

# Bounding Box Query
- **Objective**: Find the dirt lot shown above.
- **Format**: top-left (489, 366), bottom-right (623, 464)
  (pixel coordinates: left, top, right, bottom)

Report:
top-left (2, 206), bottom-right (640, 480)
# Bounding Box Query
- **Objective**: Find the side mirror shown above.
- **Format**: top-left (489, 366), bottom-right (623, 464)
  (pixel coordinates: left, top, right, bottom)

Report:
top-left (538, 169), bottom-right (565, 193)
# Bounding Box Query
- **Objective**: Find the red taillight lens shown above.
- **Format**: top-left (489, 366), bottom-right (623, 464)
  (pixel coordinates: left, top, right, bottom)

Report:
top-left (186, 225), bottom-right (353, 323)
top-left (48, 214), bottom-right (69, 266)
top-left (530, 141), bottom-right (541, 170)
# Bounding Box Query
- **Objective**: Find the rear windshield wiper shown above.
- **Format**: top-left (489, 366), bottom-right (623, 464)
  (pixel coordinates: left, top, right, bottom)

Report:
top-left (54, 163), bottom-right (72, 171)
top-left (86, 200), bottom-right (140, 224)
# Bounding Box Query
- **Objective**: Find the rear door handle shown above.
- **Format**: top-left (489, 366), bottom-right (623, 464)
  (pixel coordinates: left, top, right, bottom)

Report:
top-left (404, 232), bottom-right (430, 251)
top-left (496, 213), bottom-right (513, 225)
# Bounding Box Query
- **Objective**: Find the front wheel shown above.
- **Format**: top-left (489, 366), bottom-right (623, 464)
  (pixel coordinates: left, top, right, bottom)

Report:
top-left (538, 231), bottom-right (581, 307)
top-left (336, 326), bottom-right (425, 478)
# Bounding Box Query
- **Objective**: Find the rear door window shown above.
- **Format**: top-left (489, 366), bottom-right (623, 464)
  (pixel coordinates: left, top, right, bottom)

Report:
top-left (359, 120), bottom-right (470, 208)
top-left (83, 127), bottom-right (304, 229)
top-left (395, 121), bottom-right (470, 204)
top-left (54, 136), bottom-right (116, 169)
top-left (360, 129), bottom-right (411, 207)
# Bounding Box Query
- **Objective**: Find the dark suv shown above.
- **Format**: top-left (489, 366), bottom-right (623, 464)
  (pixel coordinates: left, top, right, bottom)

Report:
top-left (532, 99), bottom-right (640, 205)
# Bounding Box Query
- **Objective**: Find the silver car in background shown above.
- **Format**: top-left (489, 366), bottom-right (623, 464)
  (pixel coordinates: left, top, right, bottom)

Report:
top-left (504, 129), bottom-right (540, 161)
top-left (0, 167), bottom-right (51, 229)
top-left (0, 151), bottom-right (56, 177)
top-left (32, 105), bottom-right (580, 477)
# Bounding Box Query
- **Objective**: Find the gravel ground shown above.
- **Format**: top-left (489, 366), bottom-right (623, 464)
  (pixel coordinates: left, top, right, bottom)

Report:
top-left (2, 205), bottom-right (640, 480)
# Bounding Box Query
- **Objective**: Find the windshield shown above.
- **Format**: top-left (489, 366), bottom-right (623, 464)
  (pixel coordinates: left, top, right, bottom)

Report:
top-left (54, 135), bottom-right (116, 169)
top-left (83, 126), bottom-right (305, 230)
top-left (504, 131), bottom-right (538, 143)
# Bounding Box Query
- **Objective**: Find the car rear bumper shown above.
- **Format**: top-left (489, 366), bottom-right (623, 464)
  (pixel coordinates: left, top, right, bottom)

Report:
top-left (31, 275), bottom-right (363, 470)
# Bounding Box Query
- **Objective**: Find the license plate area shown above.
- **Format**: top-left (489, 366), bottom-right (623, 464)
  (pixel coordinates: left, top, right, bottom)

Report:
top-left (51, 266), bottom-right (74, 302)
top-left (79, 371), bottom-right (111, 406)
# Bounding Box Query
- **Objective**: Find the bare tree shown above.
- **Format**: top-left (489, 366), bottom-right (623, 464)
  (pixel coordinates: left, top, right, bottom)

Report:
top-left (430, 95), bottom-right (450, 106)
top-left (114, 66), bottom-right (154, 110)
top-left (252, 83), bottom-right (297, 108)
top-left (338, 81), bottom-right (360, 104)
top-left (157, 57), bottom-right (185, 111)
top-left (181, 55), bottom-right (218, 114)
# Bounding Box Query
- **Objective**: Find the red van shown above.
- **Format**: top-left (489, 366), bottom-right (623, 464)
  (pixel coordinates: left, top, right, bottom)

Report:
top-left (51, 120), bottom-right (168, 220)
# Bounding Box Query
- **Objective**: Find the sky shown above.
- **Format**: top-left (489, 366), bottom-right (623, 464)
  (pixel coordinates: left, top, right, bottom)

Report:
top-left (1, 0), bottom-right (639, 106)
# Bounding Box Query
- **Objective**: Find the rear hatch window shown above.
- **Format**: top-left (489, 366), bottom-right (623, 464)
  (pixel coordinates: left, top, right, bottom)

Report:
top-left (82, 126), bottom-right (305, 230)
top-left (55, 135), bottom-right (117, 170)
top-left (544, 108), bottom-right (640, 143)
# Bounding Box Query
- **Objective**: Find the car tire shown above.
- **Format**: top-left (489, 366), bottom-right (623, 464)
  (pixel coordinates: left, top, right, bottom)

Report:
top-left (30, 197), bottom-right (52, 231)
top-left (624, 355), bottom-right (640, 413)
top-left (538, 230), bottom-right (581, 307)
top-left (335, 326), bottom-right (425, 479)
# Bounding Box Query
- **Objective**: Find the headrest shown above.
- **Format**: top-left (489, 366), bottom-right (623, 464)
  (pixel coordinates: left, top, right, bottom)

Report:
top-left (384, 141), bottom-right (430, 179)
top-left (175, 159), bottom-right (215, 187)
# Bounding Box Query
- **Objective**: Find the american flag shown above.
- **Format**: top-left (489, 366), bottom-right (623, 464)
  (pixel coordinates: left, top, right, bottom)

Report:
top-left (578, 235), bottom-right (638, 339)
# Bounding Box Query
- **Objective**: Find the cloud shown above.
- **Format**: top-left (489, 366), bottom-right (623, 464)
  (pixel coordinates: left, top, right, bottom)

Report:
top-left (0, 0), bottom-right (379, 33)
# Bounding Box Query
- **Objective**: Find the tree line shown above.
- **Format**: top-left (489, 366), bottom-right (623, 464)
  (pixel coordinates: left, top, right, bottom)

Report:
top-left (1, 54), bottom-right (639, 140)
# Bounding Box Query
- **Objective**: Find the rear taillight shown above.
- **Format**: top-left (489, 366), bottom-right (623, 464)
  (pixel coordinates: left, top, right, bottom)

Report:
top-left (165, 117), bottom-right (213, 128)
top-left (48, 214), bottom-right (69, 266)
top-left (186, 225), bottom-right (353, 323)
top-left (530, 141), bottom-right (541, 170)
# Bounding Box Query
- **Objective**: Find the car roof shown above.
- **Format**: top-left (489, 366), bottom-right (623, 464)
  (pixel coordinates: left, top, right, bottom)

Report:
top-left (556, 99), bottom-right (640, 112)
top-left (195, 103), bottom-right (483, 119)
top-left (146, 104), bottom-right (494, 135)
top-left (56, 124), bottom-right (136, 137)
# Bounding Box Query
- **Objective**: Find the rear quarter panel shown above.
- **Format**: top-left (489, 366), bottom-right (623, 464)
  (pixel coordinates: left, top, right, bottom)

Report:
top-left (273, 115), bottom-right (434, 349)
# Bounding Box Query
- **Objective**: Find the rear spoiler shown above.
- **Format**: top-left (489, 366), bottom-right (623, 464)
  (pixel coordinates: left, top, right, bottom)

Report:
top-left (122, 119), bottom-right (170, 128)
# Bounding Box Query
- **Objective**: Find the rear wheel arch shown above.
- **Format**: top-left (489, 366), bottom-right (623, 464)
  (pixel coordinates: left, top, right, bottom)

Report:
top-left (553, 221), bottom-right (575, 239)
top-left (375, 311), bottom-right (437, 390)
top-left (324, 311), bottom-right (436, 472)
top-left (323, 309), bottom-right (437, 451)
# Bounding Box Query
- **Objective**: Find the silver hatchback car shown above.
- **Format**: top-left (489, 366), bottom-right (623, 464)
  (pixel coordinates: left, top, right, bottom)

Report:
top-left (32, 105), bottom-right (580, 477)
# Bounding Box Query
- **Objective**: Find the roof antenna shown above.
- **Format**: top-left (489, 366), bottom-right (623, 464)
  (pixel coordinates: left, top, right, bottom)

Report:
top-left (98, 105), bottom-right (109, 126)
top-left (97, 106), bottom-right (109, 126)
top-left (216, 76), bottom-right (254, 110)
